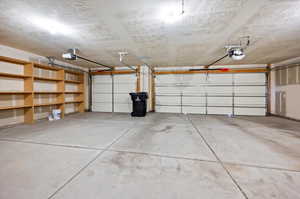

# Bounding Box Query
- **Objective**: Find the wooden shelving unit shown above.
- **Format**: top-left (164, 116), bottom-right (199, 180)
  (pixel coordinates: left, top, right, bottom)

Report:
top-left (0, 55), bottom-right (85, 124)
top-left (64, 70), bottom-right (85, 113)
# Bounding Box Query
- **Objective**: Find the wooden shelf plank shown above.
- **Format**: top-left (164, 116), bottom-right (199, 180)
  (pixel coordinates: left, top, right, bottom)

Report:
top-left (65, 70), bottom-right (84, 75)
top-left (34, 91), bottom-right (63, 94)
top-left (33, 63), bottom-right (60, 71)
top-left (0, 105), bottom-right (32, 110)
top-left (34, 102), bottom-right (63, 107)
top-left (0, 56), bottom-right (30, 65)
top-left (65, 79), bottom-right (83, 84)
top-left (65, 100), bottom-right (83, 104)
top-left (65, 91), bottom-right (83, 94)
top-left (0, 72), bottom-right (31, 79)
top-left (0, 91), bottom-right (32, 94)
top-left (34, 76), bottom-right (63, 81)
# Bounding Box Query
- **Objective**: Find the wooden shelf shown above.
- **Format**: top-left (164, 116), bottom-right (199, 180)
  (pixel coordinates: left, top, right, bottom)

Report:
top-left (65, 100), bottom-right (83, 104)
top-left (65, 79), bottom-right (83, 84)
top-left (34, 91), bottom-right (63, 94)
top-left (34, 76), bottom-right (63, 81)
top-left (0, 72), bottom-right (31, 79)
top-left (0, 105), bottom-right (32, 111)
top-left (34, 102), bottom-right (64, 107)
top-left (0, 91), bottom-right (32, 94)
top-left (0, 56), bottom-right (30, 65)
top-left (65, 91), bottom-right (83, 94)
top-left (0, 55), bottom-right (85, 124)
top-left (65, 70), bottom-right (83, 75)
top-left (34, 63), bottom-right (60, 71)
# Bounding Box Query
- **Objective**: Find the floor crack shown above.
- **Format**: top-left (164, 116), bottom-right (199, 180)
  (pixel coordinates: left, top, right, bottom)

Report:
top-left (187, 114), bottom-right (249, 199)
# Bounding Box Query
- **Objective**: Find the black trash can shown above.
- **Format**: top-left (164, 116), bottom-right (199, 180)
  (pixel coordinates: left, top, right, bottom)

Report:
top-left (129, 92), bottom-right (148, 117)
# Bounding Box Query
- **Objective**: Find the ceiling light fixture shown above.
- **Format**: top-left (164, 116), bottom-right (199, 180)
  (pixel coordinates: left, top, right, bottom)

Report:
top-left (203, 36), bottom-right (251, 68)
top-left (227, 47), bottom-right (246, 61)
top-left (30, 16), bottom-right (74, 35)
top-left (225, 36), bottom-right (250, 61)
top-left (159, 0), bottom-right (185, 24)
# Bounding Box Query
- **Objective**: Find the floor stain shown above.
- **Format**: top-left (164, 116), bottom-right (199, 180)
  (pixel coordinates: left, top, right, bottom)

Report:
top-left (215, 117), bottom-right (300, 164)
top-left (154, 125), bottom-right (173, 134)
top-left (284, 173), bottom-right (294, 183)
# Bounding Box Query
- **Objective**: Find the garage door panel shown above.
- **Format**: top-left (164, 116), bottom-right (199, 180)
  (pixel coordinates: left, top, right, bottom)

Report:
top-left (156, 96), bottom-right (180, 106)
top-left (208, 107), bottom-right (232, 115)
top-left (92, 74), bottom-right (136, 113)
top-left (93, 76), bottom-right (112, 83)
top-left (235, 86), bottom-right (266, 96)
top-left (93, 85), bottom-right (112, 93)
top-left (183, 86), bottom-right (204, 94)
top-left (208, 97), bottom-right (232, 106)
top-left (205, 86), bottom-right (233, 95)
top-left (156, 106), bottom-right (181, 113)
top-left (92, 76), bottom-right (113, 112)
top-left (206, 74), bottom-right (233, 84)
top-left (114, 104), bottom-right (131, 113)
top-left (182, 106), bottom-right (206, 114)
top-left (156, 75), bottom-right (182, 84)
top-left (182, 96), bottom-right (205, 106)
top-left (93, 93), bottom-right (112, 103)
top-left (114, 74), bottom-right (136, 82)
top-left (114, 94), bottom-right (131, 104)
top-left (181, 74), bottom-right (206, 84)
top-left (113, 74), bottom-right (136, 113)
top-left (234, 97), bottom-right (266, 107)
top-left (92, 103), bottom-right (112, 112)
top-left (234, 73), bottom-right (266, 84)
top-left (156, 86), bottom-right (182, 94)
top-left (235, 108), bottom-right (266, 116)
top-left (114, 84), bottom-right (136, 93)
top-left (155, 72), bottom-right (266, 115)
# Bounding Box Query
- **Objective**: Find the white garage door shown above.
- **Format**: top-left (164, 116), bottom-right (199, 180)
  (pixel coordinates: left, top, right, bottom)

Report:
top-left (92, 74), bottom-right (136, 113)
top-left (92, 75), bottom-right (113, 112)
top-left (114, 74), bottom-right (136, 113)
top-left (155, 73), bottom-right (266, 116)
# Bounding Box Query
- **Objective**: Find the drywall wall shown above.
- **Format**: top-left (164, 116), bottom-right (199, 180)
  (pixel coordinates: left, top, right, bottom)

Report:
top-left (270, 58), bottom-right (300, 120)
top-left (0, 44), bottom-right (88, 127)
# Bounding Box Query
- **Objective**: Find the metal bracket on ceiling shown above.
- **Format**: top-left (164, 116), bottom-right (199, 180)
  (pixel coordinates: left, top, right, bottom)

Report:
top-left (118, 52), bottom-right (136, 71)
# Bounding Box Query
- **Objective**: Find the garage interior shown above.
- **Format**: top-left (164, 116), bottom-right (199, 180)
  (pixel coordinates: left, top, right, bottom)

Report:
top-left (1, 0), bottom-right (300, 198)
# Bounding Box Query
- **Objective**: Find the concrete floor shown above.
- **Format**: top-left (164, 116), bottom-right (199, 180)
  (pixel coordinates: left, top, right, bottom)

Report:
top-left (0, 113), bottom-right (300, 199)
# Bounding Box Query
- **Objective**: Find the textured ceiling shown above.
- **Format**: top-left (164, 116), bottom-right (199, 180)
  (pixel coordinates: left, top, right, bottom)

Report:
top-left (1, 0), bottom-right (300, 68)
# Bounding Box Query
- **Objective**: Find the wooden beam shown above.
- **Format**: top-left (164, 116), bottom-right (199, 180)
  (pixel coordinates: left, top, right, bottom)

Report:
top-left (136, 66), bottom-right (141, 92)
top-left (34, 63), bottom-right (60, 71)
top-left (0, 56), bottom-right (30, 65)
top-left (57, 69), bottom-right (65, 118)
top-left (23, 63), bottom-right (34, 124)
top-left (151, 70), bottom-right (156, 112)
top-left (90, 70), bottom-right (136, 75)
top-left (77, 73), bottom-right (85, 113)
top-left (266, 64), bottom-right (272, 115)
top-left (154, 68), bottom-right (267, 75)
